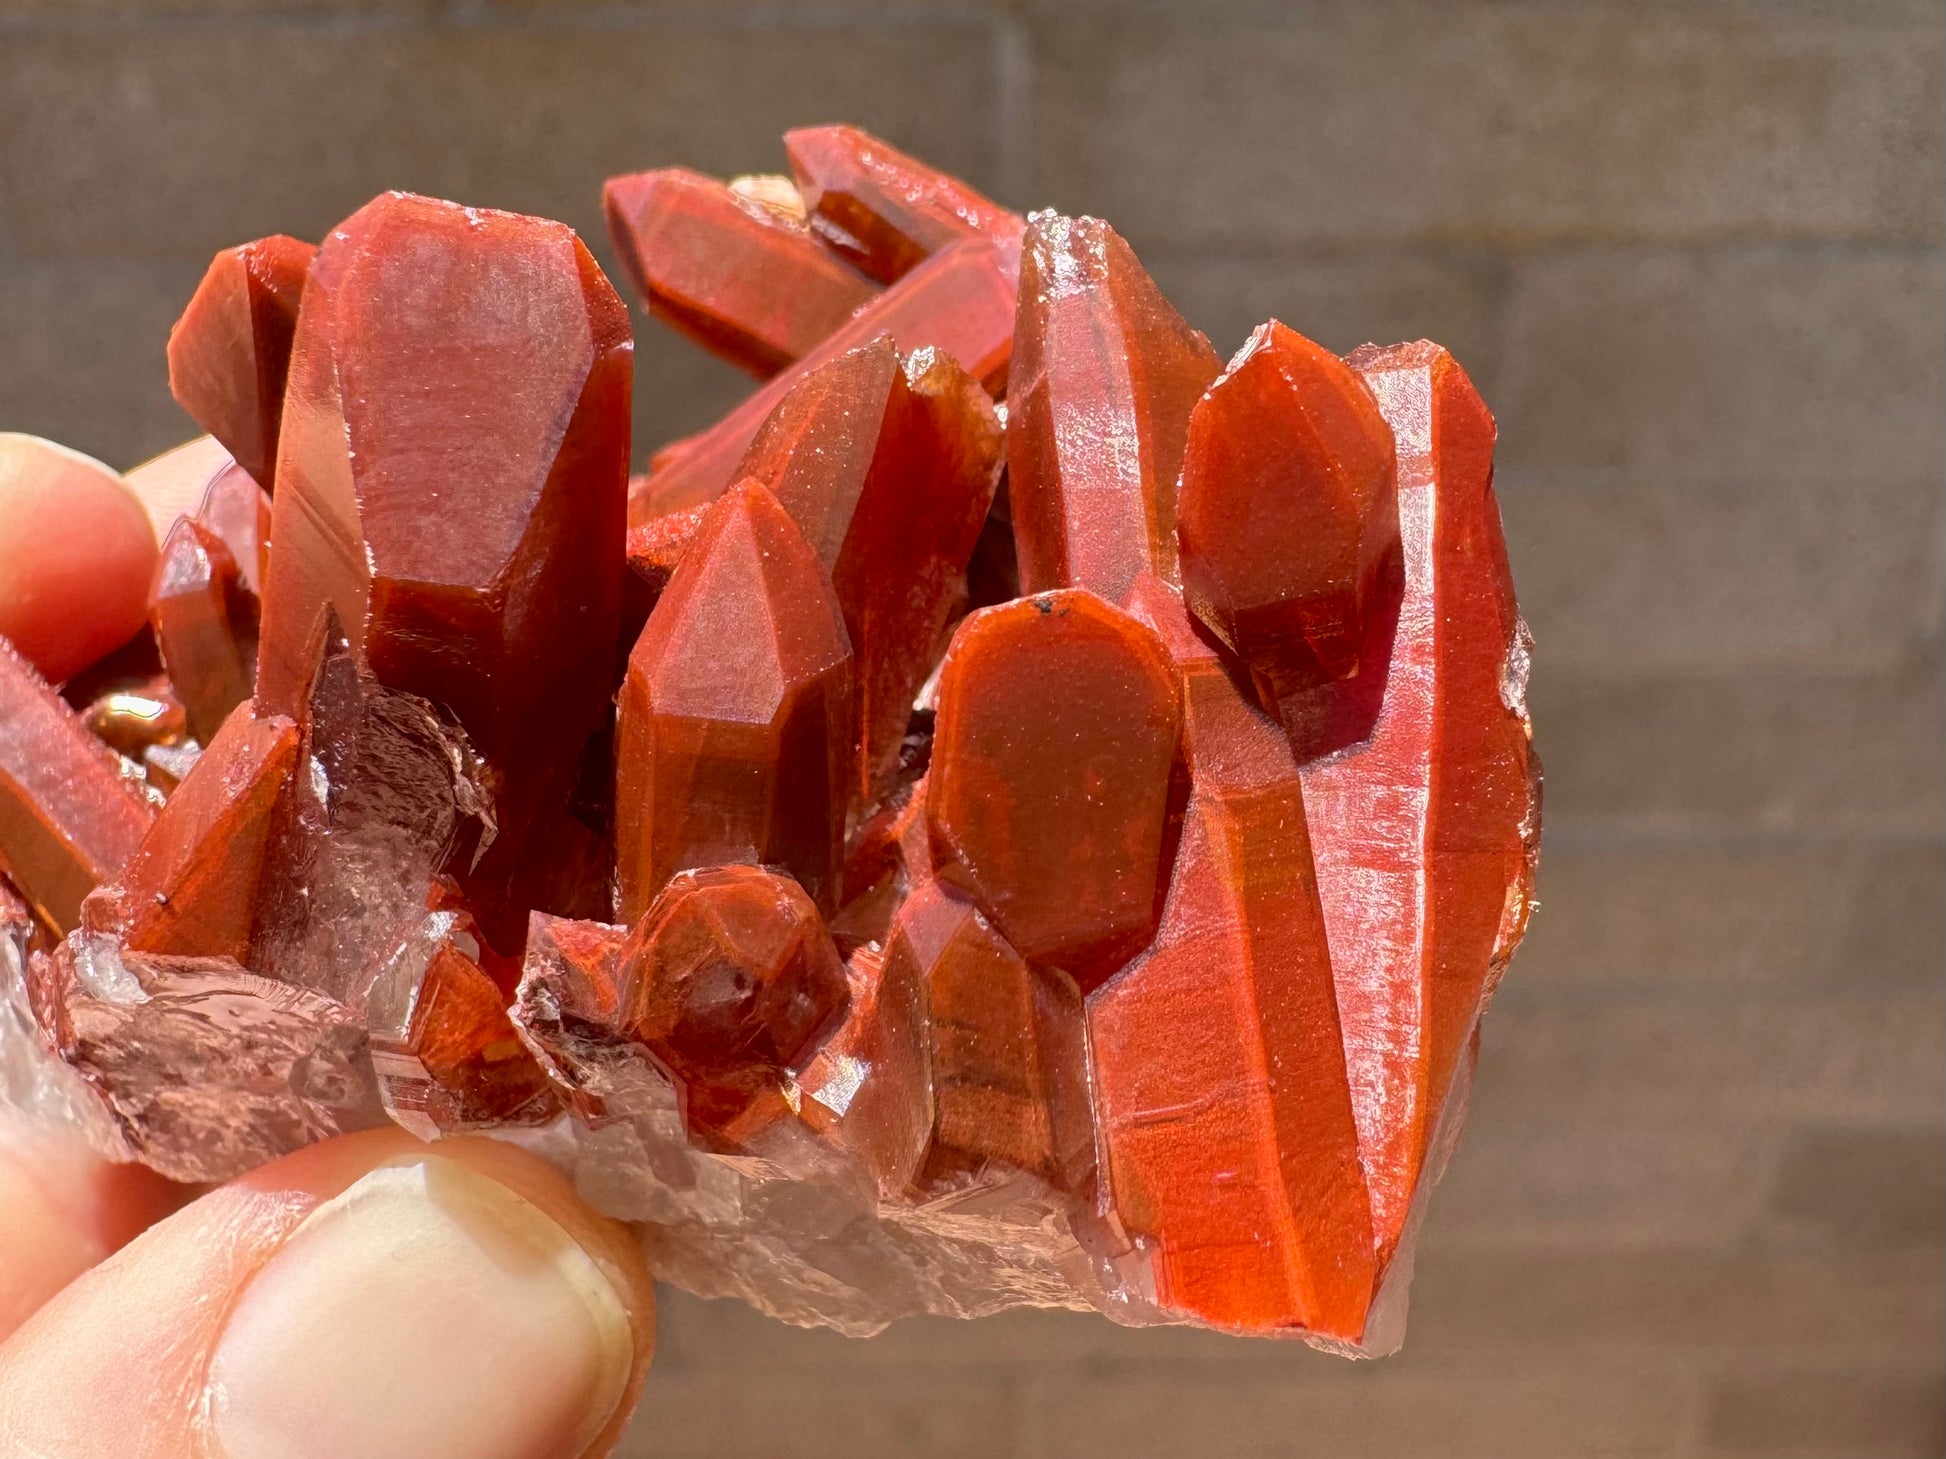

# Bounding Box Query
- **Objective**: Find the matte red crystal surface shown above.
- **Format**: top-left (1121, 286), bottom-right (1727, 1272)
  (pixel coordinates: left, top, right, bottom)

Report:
top-left (1178, 321), bottom-right (1402, 755)
top-left (927, 590), bottom-right (1180, 985)
top-left (255, 191), bottom-right (629, 943)
top-left (109, 700), bottom-right (298, 961)
top-left (633, 239), bottom-right (1016, 518)
top-left (1093, 576), bottom-right (1374, 1337)
top-left (151, 516), bottom-right (256, 744)
top-left (619, 864), bottom-right (848, 1148)
top-left (1008, 212), bottom-right (1220, 604)
top-left (784, 125), bottom-right (1025, 284)
top-left (166, 235), bottom-right (315, 489)
top-left (881, 880), bottom-right (1092, 1193)
top-left (1297, 341), bottom-right (1539, 1268)
top-left (0, 639), bottom-right (154, 934)
top-left (616, 480), bottom-right (853, 921)
top-left (740, 337), bottom-right (1001, 799)
top-left (605, 168), bottom-right (879, 378)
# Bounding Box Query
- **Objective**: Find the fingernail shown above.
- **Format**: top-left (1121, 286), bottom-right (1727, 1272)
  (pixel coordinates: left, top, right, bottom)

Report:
top-left (206, 1155), bottom-right (633, 1459)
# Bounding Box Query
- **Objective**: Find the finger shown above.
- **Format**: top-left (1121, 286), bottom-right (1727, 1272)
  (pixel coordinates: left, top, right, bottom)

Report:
top-left (0, 1128), bottom-right (655, 1459)
top-left (0, 1117), bottom-right (183, 1344)
top-left (0, 433), bottom-right (158, 684)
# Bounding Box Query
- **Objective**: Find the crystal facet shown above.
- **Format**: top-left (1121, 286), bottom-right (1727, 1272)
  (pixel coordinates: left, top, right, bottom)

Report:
top-left (616, 480), bottom-right (854, 921)
top-left (166, 235), bottom-right (315, 490)
top-left (150, 515), bottom-right (256, 744)
top-left (1297, 341), bottom-right (1540, 1268)
top-left (254, 192), bottom-right (629, 947)
top-left (0, 639), bottom-right (155, 935)
top-left (739, 337), bottom-right (1001, 799)
top-left (633, 239), bottom-right (1016, 518)
top-left (1008, 212), bottom-right (1221, 604)
top-left (926, 590), bottom-right (1181, 986)
top-left (1178, 321), bottom-right (1402, 757)
top-left (605, 167), bottom-right (879, 378)
top-left (784, 124), bottom-right (1025, 284)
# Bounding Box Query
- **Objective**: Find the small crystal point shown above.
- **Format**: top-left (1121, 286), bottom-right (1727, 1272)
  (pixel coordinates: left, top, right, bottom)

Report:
top-left (166, 235), bottom-right (315, 490)
top-left (604, 167), bottom-right (879, 378)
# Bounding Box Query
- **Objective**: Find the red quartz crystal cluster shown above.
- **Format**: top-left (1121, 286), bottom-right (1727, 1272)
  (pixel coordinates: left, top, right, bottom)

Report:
top-left (0, 126), bottom-right (1538, 1350)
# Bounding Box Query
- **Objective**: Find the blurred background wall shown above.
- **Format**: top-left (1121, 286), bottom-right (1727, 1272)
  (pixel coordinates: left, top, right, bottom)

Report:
top-left (2, 1), bottom-right (1941, 1453)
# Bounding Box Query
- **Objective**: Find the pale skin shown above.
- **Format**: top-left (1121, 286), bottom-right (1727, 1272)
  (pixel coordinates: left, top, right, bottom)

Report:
top-left (0, 437), bottom-right (657, 1458)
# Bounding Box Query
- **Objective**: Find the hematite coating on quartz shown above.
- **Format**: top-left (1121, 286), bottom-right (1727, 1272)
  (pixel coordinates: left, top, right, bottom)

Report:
top-left (0, 128), bottom-right (1539, 1354)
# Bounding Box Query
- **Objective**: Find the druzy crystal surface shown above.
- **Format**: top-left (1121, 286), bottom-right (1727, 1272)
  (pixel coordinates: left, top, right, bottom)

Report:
top-left (0, 128), bottom-right (1539, 1353)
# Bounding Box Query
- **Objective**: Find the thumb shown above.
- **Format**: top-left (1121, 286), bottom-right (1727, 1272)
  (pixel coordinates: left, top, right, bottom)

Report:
top-left (0, 1128), bottom-right (655, 1459)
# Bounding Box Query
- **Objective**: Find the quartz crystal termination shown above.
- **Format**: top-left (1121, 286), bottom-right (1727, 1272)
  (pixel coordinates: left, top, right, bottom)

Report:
top-left (0, 129), bottom-right (1541, 1354)
top-left (255, 191), bottom-right (630, 948)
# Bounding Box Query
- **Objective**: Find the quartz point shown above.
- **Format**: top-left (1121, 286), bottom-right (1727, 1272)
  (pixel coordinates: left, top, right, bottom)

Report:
top-left (881, 880), bottom-right (1093, 1195)
top-left (1178, 320), bottom-right (1402, 757)
top-left (632, 238), bottom-right (1016, 518)
top-left (367, 899), bottom-right (559, 1140)
top-left (1296, 341), bottom-right (1540, 1270)
top-left (738, 337), bottom-right (1001, 799)
top-left (0, 638), bottom-right (155, 935)
top-left (615, 480), bottom-right (854, 922)
top-left (784, 124), bottom-right (1025, 284)
top-left (1092, 575), bottom-right (1375, 1339)
top-left (604, 167), bottom-right (879, 378)
top-left (927, 590), bottom-right (1181, 986)
top-left (1008, 211), bottom-right (1221, 604)
top-left (150, 515), bottom-right (256, 744)
top-left (166, 235), bottom-right (315, 490)
top-left (254, 191), bottom-right (629, 948)
top-left (617, 865), bottom-right (849, 1151)
top-left (101, 699), bottom-right (299, 962)
top-left (1, 135), bottom-right (1542, 1357)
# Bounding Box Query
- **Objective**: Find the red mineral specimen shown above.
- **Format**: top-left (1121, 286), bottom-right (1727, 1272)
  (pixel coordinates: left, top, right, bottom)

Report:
top-left (927, 590), bottom-right (1181, 986)
top-left (368, 905), bottom-right (558, 1138)
top-left (619, 865), bottom-right (849, 1149)
top-left (1177, 321), bottom-right (1402, 758)
top-left (880, 880), bottom-right (1092, 1193)
top-left (634, 238), bottom-right (1016, 518)
top-left (1008, 212), bottom-right (1220, 604)
top-left (784, 124), bottom-right (1025, 284)
top-left (1297, 340), bottom-right (1539, 1269)
top-left (255, 192), bottom-right (630, 944)
top-left (194, 455), bottom-right (273, 598)
top-left (616, 480), bottom-right (854, 921)
top-left (604, 167), bottom-right (879, 378)
top-left (739, 337), bottom-right (1001, 799)
top-left (106, 699), bottom-right (298, 962)
top-left (1091, 576), bottom-right (1374, 1337)
top-left (166, 235), bottom-right (315, 489)
top-left (151, 516), bottom-right (256, 745)
top-left (0, 638), bottom-right (154, 934)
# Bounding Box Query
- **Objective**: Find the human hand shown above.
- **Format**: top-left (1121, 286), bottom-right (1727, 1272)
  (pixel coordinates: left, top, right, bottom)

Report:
top-left (0, 435), bottom-right (657, 1459)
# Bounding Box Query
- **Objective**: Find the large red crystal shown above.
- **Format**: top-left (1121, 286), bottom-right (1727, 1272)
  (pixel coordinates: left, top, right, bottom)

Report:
top-left (1091, 576), bottom-right (1374, 1337)
top-left (604, 168), bottom-right (878, 378)
top-left (1178, 321), bottom-right (1402, 758)
top-left (927, 590), bottom-right (1181, 986)
top-left (166, 235), bottom-right (315, 490)
top-left (0, 638), bottom-right (154, 934)
top-left (254, 192), bottom-right (630, 943)
top-left (615, 480), bottom-right (854, 921)
top-left (1008, 212), bottom-right (1220, 604)
top-left (784, 125), bottom-right (1025, 284)
top-left (1297, 341), bottom-right (1539, 1269)
top-left (739, 337), bottom-right (1001, 799)
top-left (633, 238), bottom-right (1016, 518)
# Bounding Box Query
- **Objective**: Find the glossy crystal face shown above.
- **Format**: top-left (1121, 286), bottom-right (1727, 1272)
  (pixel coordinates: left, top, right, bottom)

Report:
top-left (1, 131), bottom-right (1537, 1357)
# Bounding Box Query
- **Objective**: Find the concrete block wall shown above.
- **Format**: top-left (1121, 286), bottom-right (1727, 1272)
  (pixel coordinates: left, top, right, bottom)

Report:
top-left (1, 2), bottom-right (1939, 1453)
